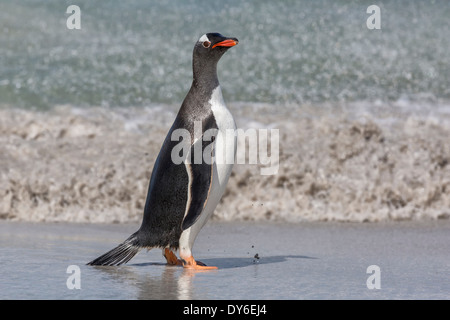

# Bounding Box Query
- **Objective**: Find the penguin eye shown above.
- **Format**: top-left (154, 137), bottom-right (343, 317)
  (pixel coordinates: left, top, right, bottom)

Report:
top-left (202, 41), bottom-right (211, 48)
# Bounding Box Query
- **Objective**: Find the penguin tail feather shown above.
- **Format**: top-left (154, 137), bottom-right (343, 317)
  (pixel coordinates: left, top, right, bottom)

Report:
top-left (87, 232), bottom-right (142, 266)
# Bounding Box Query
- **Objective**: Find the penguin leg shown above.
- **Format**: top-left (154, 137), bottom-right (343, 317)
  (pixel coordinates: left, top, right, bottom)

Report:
top-left (163, 248), bottom-right (182, 266)
top-left (179, 250), bottom-right (217, 270)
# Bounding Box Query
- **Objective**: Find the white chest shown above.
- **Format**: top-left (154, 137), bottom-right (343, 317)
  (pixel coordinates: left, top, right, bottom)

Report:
top-left (196, 86), bottom-right (236, 224)
top-left (209, 86), bottom-right (237, 185)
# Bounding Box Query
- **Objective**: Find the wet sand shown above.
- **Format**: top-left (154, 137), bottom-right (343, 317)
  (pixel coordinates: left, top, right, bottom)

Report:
top-left (0, 220), bottom-right (449, 299)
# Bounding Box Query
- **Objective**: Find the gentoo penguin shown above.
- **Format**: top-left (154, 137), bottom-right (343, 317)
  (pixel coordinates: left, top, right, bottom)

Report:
top-left (87, 33), bottom-right (238, 269)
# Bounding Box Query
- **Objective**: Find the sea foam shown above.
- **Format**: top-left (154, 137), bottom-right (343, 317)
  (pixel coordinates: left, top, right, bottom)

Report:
top-left (1, 102), bottom-right (449, 223)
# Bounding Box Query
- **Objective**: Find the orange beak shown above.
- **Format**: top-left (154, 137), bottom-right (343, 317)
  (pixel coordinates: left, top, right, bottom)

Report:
top-left (212, 39), bottom-right (239, 49)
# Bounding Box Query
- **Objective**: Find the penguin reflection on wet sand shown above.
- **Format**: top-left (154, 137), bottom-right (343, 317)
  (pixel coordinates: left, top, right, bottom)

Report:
top-left (87, 33), bottom-right (239, 270)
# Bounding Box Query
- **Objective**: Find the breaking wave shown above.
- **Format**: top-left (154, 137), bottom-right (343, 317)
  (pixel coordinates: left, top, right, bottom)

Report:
top-left (1, 101), bottom-right (449, 222)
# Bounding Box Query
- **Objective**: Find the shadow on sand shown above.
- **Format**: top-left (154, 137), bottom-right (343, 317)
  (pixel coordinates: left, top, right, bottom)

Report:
top-left (198, 254), bottom-right (317, 269)
top-left (128, 254), bottom-right (317, 269)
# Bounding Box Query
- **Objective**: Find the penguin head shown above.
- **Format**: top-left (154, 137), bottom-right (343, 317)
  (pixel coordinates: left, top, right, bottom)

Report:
top-left (192, 33), bottom-right (238, 82)
top-left (195, 33), bottom-right (239, 56)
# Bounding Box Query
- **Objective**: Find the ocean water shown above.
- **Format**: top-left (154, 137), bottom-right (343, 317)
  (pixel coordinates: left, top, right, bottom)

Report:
top-left (0, 0), bottom-right (449, 108)
top-left (1, 1), bottom-right (450, 223)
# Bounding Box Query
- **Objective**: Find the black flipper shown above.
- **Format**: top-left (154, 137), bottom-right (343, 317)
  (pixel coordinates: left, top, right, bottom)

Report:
top-left (87, 232), bottom-right (142, 266)
top-left (181, 131), bottom-right (215, 230)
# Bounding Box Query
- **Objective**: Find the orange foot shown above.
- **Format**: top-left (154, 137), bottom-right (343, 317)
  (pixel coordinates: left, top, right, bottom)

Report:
top-left (163, 248), bottom-right (182, 266)
top-left (181, 255), bottom-right (218, 270)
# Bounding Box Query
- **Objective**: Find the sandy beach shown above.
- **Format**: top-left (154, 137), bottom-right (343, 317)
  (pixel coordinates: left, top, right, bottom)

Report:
top-left (0, 220), bottom-right (448, 300)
